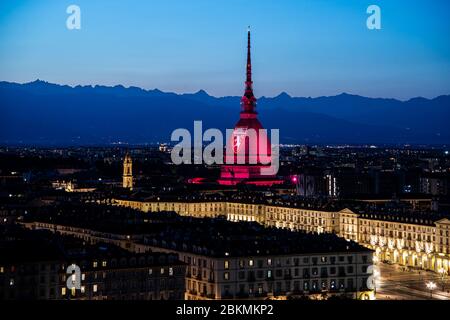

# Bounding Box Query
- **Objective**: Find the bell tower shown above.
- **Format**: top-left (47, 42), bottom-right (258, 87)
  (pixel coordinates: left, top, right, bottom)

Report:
top-left (123, 153), bottom-right (133, 190)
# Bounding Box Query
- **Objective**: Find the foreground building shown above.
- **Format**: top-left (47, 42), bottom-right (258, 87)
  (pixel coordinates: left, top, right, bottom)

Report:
top-left (113, 195), bottom-right (450, 274)
top-left (139, 217), bottom-right (374, 300)
top-left (19, 204), bottom-right (374, 300)
top-left (0, 227), bottom-right (185, 300)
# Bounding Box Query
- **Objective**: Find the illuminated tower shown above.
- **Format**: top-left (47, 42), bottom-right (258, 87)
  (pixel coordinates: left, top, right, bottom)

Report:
top-left (218, 28), bottom-right (281, 186)
top-left (123, 153), bottom-right (133, 190)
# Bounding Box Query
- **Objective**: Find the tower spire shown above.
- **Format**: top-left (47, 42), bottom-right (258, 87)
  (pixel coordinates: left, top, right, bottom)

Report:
top-left (241, 26), bottom-right (257, 115)
top-left (246, 26), bottom-right (252, 85)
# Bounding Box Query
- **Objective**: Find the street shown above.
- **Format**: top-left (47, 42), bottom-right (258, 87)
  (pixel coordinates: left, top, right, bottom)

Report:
top-left (376, 263), bottom-right (450, 300)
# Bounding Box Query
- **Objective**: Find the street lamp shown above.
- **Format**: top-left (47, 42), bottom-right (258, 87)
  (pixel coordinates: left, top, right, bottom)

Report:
top-left (438, 268), bottom-right (447, 291)
top-left (373, 270), bottom-right (380, 295)
top-left (426, 281), bottom-right (437, 299)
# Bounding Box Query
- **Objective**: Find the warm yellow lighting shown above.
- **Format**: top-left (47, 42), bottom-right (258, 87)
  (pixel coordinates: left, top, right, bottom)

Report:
top-left (426, 281), bottom-right (437, 290)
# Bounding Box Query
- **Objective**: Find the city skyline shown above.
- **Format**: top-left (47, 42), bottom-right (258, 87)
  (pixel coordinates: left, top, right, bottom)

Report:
top-left (0, 0), bottom-right (449, 99)
top-left (1, 0), bottom-right (450, 308)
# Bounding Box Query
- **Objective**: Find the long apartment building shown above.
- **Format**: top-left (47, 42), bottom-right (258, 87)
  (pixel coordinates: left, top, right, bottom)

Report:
top-left (21, 212), bottom-right (375, 301)
top-left (113, 197), bottom-right (450, 274)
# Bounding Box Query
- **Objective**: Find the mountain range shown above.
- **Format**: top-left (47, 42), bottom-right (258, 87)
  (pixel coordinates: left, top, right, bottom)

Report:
top-left (1, 80), bottom-right (449, 145)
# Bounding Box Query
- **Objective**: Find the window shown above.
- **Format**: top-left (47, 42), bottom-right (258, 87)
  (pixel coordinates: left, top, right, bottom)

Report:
top-left (61, 288), bottom-right (66, 295)
top-left (249, 260), bottom-right (254, 267)
top-left (257, 260), bottom-right (263, 268)
top-left (224, 261), bottom-right (229, 270)
top-left (93, 261), bottom-right (98, 268)
top-left (102, 261), bottom-right (107, 267)
top-left (81, 286), bottom-right (85, 293)
top-left (330, 280), bottom-right (336, 290)
top-left (304, 281), bottom-right (309, 291)
top-left (224, 272), bottom-right (230, 280)
top-left (93, 285), bottom-right (98, 293)
top-left (160, 268), bottom-right (165, 275)
top-left (267, 259), bottom-right (272, 266)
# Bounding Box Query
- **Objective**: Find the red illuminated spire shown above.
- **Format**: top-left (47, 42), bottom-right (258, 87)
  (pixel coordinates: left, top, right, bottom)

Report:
top-left (241, 26), bottom-right (257, 115)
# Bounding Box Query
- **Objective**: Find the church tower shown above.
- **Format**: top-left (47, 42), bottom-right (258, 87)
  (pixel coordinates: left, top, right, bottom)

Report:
top-left (123, 153), bottom-right (133, 190)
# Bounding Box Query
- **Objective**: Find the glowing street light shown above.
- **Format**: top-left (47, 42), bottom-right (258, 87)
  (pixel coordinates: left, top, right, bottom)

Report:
top-left (426, 281), bottom-right (437, 299)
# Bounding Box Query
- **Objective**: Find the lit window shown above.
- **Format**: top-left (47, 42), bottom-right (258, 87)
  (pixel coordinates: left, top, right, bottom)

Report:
top-left (71, 288), bottom-right (76, 296)
top-left (0, 266), bottom-right (3, 273)
top-left (61, 288), bottom-right (66, 295)
top-left (93, 285), bottom-right (98, 293)
top-left (93, 261), bottom-right (98, 268)
top-left (224, 272), bottom-right (230, 280)
top-left (267, 270), bottom-right (272, 278)
top-left (169, 268), bottom-right (174, 276)
top-left (9, 279), bottom-right (14, 286)
top-left (160, 268), bottom-right (165, 274)
top-left (81, 274), bottom-right (85, 281)
top-left (81, 286), bottom-right (85, 293)
top-left (149, 269), bottom-right (153, 275)
top-left (224, 261), bottom-right (229, 270)
top-left (267, 259), bottom-right (272, 266)
top-left (102, 261), bottom-right (107, 267)
top-left (249, 260), bottom-right (254, 267)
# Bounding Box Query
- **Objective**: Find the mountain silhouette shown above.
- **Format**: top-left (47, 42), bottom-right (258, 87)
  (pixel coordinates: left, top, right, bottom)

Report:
top-left (1, 80), bottom-right (449, 145)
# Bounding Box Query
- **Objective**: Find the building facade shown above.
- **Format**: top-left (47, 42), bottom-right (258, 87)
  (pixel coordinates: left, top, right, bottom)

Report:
top-left (113, 198), bottom-right (450, 274)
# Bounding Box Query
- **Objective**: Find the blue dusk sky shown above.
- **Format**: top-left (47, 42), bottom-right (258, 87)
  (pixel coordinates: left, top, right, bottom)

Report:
top-left (0, 0), bottom-right (449, 99)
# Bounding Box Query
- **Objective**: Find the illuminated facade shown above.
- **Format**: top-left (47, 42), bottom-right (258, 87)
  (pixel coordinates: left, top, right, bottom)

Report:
top-left (113, 198), bottom-right (450, 274)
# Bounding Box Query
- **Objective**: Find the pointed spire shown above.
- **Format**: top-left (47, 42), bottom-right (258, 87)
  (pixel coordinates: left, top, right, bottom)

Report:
top-left (241, 26), bottom-right (257, 115)
top-left (246, 26), bottom-right (252, 85)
